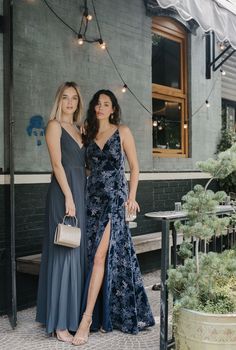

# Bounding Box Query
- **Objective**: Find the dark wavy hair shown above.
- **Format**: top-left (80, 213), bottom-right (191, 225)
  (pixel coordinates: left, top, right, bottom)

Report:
top-left (82, 89), bottom-right (121, 146)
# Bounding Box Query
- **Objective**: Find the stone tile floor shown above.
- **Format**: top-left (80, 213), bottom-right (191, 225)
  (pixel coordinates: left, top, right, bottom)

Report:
top-left (0, 270), bottom-right (165, 350)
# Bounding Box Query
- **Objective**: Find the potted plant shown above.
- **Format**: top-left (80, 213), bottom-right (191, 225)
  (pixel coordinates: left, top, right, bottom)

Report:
top-left (167, 144), bottom-right (236, 350)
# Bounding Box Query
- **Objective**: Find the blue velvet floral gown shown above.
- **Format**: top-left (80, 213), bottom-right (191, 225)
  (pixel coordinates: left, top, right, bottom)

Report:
top-left (36, 126), bottom-right (87, 334)
top-left (84, 128), bottom-right (155, 334)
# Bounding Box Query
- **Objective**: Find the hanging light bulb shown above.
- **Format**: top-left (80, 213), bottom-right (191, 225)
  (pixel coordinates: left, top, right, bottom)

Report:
top-left (153, 120), bottom-right (157, 127)
top-left (205, 100), bottom-right (210, 108)
top-left (98, 39), bottom-right (106, 50)
top-left (184, 123), bottom-right (188, 129)
top-left (220, 68), bottom-right (226, 76)
top-left (101, 42), bottom-right (106, 50)
top-left (122, 84), bottom-right (127, 93)
top-left (220, 42), bottom-right (225, 50)
top-left (77, 34), bottom-right (84, 45)
top-left (158, 125), bottom-right (163, 130)
top-left (83, 8), bottom-right (92, 21)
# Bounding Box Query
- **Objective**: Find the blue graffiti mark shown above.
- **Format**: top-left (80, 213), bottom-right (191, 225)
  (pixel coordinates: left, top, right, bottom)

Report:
top-left (26, 115), bottom-right (46, 146)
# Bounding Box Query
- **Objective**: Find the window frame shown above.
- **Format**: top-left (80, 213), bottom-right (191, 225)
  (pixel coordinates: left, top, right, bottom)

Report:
top-left (222, 99), bottom-right (236, 133)
top-left (152, 17), bottom-right (188, 157)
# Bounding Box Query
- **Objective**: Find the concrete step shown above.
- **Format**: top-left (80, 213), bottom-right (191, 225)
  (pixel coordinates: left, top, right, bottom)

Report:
top-left (133, 232), bottom-right (183, 254)
top-left (17, 254), bottom-right (42, 276)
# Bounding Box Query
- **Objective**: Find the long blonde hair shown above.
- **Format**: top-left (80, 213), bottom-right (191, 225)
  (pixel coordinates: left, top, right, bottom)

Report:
top-left (49, 82), bottom-right (83, 124)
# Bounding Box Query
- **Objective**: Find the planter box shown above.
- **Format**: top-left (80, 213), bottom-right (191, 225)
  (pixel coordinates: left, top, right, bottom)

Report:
top-left (175, 308), bottom-right (236, 350)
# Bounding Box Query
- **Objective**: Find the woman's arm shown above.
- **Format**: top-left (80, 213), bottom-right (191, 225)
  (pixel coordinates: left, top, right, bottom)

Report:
top-left (46, 120), bottom-right (76, 216)
top-left (120, 125), bottom-right (140, 214)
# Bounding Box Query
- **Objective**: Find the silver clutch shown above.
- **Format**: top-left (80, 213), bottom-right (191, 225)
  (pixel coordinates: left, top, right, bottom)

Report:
top-left (54, 216), bottom-right (81, 248)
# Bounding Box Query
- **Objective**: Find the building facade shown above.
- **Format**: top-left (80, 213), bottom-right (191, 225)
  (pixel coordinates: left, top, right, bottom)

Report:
top-left (1, 0), bottom-right (235, 317)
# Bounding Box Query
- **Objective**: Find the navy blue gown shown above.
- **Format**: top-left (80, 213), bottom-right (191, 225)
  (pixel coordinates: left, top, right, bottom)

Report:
top-left (84, 128), bottom-right (155, 334)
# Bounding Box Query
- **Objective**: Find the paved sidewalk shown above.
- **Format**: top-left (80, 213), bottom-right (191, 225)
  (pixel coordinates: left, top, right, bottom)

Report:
top-left (0, 270), bottom-right (161, 350)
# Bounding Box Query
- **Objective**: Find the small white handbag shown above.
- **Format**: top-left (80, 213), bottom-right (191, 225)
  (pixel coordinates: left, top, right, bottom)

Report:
top-left (54, 216), bottom-right (81, 248)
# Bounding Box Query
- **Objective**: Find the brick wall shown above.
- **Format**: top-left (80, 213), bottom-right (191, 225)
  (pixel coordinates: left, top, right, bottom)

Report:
top-left (0, 183), bottom-right (47, 315)
top-left (0, 177), bottom-right (218, 314)
top-left (133, 178), bottom-right (218, 235)
top-left (15, 184), bottom-right (47, 258)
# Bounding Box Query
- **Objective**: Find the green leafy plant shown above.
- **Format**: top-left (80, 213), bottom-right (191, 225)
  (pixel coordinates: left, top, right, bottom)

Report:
top-left (216, 128), bottom-right (236, 193)
top-left (168, 144), bottom-right (236, 314)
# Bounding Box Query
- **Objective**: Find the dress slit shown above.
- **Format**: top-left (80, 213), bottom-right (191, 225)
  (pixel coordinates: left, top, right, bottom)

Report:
top-left (96, 219), bottom-right (111, 255)
top-left (82, 210), bottom-right (113, 331)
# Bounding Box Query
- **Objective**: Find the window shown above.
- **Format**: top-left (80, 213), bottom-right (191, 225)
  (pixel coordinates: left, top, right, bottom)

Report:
top-left (222, 99), bottom-right (236, 132)
top-left (152, 17), bottom-right (188, 157)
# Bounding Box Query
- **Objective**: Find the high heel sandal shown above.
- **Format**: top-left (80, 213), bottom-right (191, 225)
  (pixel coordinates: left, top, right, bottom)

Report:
top-left (72, 313), bottom-right (92, 346)
top-left (100, 327), bottom-right (107, 333)
top-left (54, 329), bottom-right (73, 343)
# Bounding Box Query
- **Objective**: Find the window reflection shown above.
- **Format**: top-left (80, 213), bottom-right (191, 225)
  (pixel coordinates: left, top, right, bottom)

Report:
top-left (222, 99), bottom-right (236, 132)
top-left (152, 17), bottom-right (188, 156)
top-left (152, 34), bottom-right (181, 89)
top-left (152, 98), bottom-right (182, 150)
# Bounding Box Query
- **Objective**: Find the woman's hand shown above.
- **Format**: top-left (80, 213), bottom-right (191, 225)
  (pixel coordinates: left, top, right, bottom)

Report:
top-left (65, 196), bottom-right (76, 217)
top-left (125, 198), bottom-right (140, 216)
top-left (79, 124), bottom-right (86, 135)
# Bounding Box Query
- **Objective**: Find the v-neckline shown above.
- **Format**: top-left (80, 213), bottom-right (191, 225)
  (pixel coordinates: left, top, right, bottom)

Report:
top-left (61, 127), bottom-right (84, 150)
top-left (93, 128), bottom-right (119, 152)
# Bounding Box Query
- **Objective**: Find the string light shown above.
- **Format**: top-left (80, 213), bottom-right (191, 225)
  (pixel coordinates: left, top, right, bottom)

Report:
top-left (219, 42), bottom-right (225, 50)
top-left (122, 84), bottom-right (127, 93)
top-left (153, 121), bottom-right (157, 127)
top-left (98, 39), bottom-right (106, 50)
top-left (101, 42), bottom-right (106, 50)
top-left (77, 34), bottom-right (84, 45)
top-left (83, 9), bottom-right (93, 21)
top-left (41, 0), bottom-right (218, 121)
top-left (184, 123), bottom-right (188, 129)
top-left (191, 75), bottom-right (219, 118)
top-left (220, 68), bottom-right (226, 76)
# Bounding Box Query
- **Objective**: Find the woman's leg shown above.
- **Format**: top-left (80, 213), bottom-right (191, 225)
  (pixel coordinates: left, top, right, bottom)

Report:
top-left (72, 221), bottom-right (111, 345)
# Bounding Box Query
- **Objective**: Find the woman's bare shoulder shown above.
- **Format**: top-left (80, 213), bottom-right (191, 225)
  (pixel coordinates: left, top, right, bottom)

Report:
top-left (46, 119), bottom-right (61, 135)
top-left (47, 119), bottom-right (60, 126)
top-left (119, 124), bottom-right (130, 134)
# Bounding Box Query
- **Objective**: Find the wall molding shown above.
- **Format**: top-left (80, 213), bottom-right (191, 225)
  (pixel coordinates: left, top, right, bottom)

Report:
top-left (0, 172), bottom-right (211, 185)
top-left (138, 172), bottom-right (211, 181)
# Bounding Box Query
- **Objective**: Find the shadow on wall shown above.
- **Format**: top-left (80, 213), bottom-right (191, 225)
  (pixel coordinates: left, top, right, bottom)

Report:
top-left (26, 115), bottom-right (46, 146)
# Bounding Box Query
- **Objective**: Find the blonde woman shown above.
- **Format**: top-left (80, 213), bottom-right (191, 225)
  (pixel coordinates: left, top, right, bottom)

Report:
top-left (36, 82), bottom-right (87, 343)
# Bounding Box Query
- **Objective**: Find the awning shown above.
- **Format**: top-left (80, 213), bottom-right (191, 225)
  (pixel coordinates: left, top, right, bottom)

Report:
top-left (155, 0), bottom-right (236, 48)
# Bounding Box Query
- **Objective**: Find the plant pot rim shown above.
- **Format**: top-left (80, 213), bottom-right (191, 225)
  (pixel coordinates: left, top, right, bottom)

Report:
top-left (181, 307), bottom-right (236, 317)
